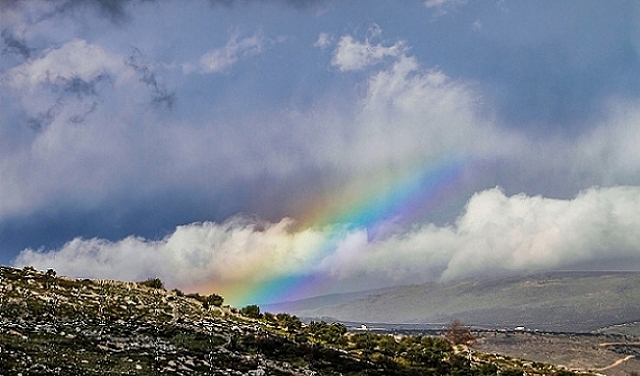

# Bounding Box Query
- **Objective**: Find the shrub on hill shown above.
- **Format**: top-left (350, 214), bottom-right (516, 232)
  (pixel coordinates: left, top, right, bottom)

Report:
top-left (139, 277), bottom-right (164, 290)
top-left (240, 304), bottom-right (262, 319)
top-left (203, 293), bottom-right (224, 308)
top-left (184, 292), bottom-right (224, 308)
top-left (275, 312), bottom-right (302, 331)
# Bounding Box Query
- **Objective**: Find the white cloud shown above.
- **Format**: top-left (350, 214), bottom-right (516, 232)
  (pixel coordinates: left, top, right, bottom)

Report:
top-left (316, 49), bottom-right (521, 173)
top-left (198, 32), bottom-right (265, 74)
top-left (14, 217), bottom-right (328, 292)
top-left (0, 38), bottom-right (177, 217)
top-left (440, 186), bottom-right (640, 278)
top-left (313, 32), bottom-right (333, 49)
top-left (321, 31), bottom-right (521, 175)
top-left (5, 39), bottom-right (128, 91)
top-left (331, 35), bottom-right (406, 72)
top-left (15, 186), bottom-right (640, 302)
top-left (574, 101), bottom-right (640, 183)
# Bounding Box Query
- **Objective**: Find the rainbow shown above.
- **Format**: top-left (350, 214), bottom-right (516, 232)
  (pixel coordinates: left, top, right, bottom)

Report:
top-left (202, 158), bottom-right (471, 307)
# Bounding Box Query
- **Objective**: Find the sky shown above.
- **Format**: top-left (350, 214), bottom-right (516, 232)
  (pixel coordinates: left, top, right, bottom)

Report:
top-left (2, 0), bottom-right (640, 306)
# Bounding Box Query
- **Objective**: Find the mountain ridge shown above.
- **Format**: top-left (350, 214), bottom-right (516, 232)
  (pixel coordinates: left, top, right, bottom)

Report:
top-left (265, 271), bottom-right (640, 332)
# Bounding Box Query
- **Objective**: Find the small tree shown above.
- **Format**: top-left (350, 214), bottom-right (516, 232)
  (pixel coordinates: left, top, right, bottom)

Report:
top-left (263, 312), bottom-right (276, 322)
top-left (207, 293), bottom-right (224, 307)
top-left (444, 319), bottom-right (475, 347)
top-left (202, 293), bottom-right (224, 309)
top-left (139, 278), bottom-right (164, 290)
top-left (240, 304), bottom-right (262, 319)
top-left (276, 312), bottom-right (302, 331)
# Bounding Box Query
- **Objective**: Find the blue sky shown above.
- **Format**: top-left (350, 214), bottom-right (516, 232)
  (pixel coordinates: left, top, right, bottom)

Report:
top-left (2, 0), bottom-right (640, 303)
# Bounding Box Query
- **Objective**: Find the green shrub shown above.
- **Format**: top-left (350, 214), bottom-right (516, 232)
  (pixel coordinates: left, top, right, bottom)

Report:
top-left (263, 312), bottom-right (276, 322)
top-left (240, 304), bottom-right (262, 319)
top-left (139, 278), bottom-right (164, 290)
top-left (275, 313), bottom-right (302, 331)
top-left (184, 292), bottom-right (224, 308)
top-left (206, 293), bottom-right (224, 307)
top-left (202, 293), bottom-right (224, 309)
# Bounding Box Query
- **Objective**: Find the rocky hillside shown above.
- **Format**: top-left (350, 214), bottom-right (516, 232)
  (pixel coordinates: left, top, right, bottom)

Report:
top-left (0, 265), bottom-right (598, 375)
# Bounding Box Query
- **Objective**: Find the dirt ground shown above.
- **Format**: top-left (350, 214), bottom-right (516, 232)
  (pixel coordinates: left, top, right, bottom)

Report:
top-left (474, 331), bottom-right (640, 376)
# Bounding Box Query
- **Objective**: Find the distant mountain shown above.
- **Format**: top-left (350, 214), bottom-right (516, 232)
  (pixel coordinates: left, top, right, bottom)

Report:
top-left (265, 271), bottom-right (640, 332)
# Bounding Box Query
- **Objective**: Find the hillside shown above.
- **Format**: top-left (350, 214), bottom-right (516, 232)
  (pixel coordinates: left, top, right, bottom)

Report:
top-left (265, 271), bottom-right (640, 332)
top-left (0, 265), bottom-right (596, 375)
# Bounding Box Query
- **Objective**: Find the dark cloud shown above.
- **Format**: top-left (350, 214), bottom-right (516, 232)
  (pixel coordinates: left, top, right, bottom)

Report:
top-left (0, 185), bottom-right (254, 265)
top-left (207, 0), bottom-right (331, 9)
top-left (25, 74), bottom-right (111, 130)
top-left (50, 0), bottom-right (132, 23)
top-left (480, 42), bottom-right (640, 137)
top-left (127, 50), bottom-right (175, 109)
top-left (412, 0), bottom-right (640, 137)
top-left (0, 0), bottom-right (136, 26)
top-left (27, 102), bottom-right (62, 132)
top-left (56, 73), bottom-right (112, 98)
top-left (1, 29), bottom-right (32, 59)
top-left (2, 0), bottom-right (329, 28)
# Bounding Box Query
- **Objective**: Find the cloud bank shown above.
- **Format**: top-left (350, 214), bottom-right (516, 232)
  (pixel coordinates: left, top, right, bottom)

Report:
top-left (15, 186), bottom-right (640, 304)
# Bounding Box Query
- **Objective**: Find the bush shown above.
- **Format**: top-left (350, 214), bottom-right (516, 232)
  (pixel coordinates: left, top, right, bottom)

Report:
top-left (275, 313), bottom-right (302, 331)
top-left (305, 321), bottom-right (347, 344)
top-left (202, 293), bottom-right (224, 309)
top-left (184, 292), bottom-right (224, 308)
top-left (139, 278), bottom-right (164, 290)
top-left (240, 304), bottom-right (262, 319)
top-left (263, 312), bottom-right (276, 322)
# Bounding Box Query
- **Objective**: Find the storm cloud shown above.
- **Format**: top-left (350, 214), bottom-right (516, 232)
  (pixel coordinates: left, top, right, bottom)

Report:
top-left (2, 1), bottom-right (640, 303)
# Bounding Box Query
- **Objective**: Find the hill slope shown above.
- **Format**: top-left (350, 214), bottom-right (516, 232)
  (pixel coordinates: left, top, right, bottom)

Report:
top-left (266, 271), bottom-right (640, 332)
top-left (0, 265), bottom-right (596, 375)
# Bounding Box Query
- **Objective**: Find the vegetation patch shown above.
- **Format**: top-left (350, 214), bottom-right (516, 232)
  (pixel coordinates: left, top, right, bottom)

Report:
top-left (0, 265), bottom-right (606, 375)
